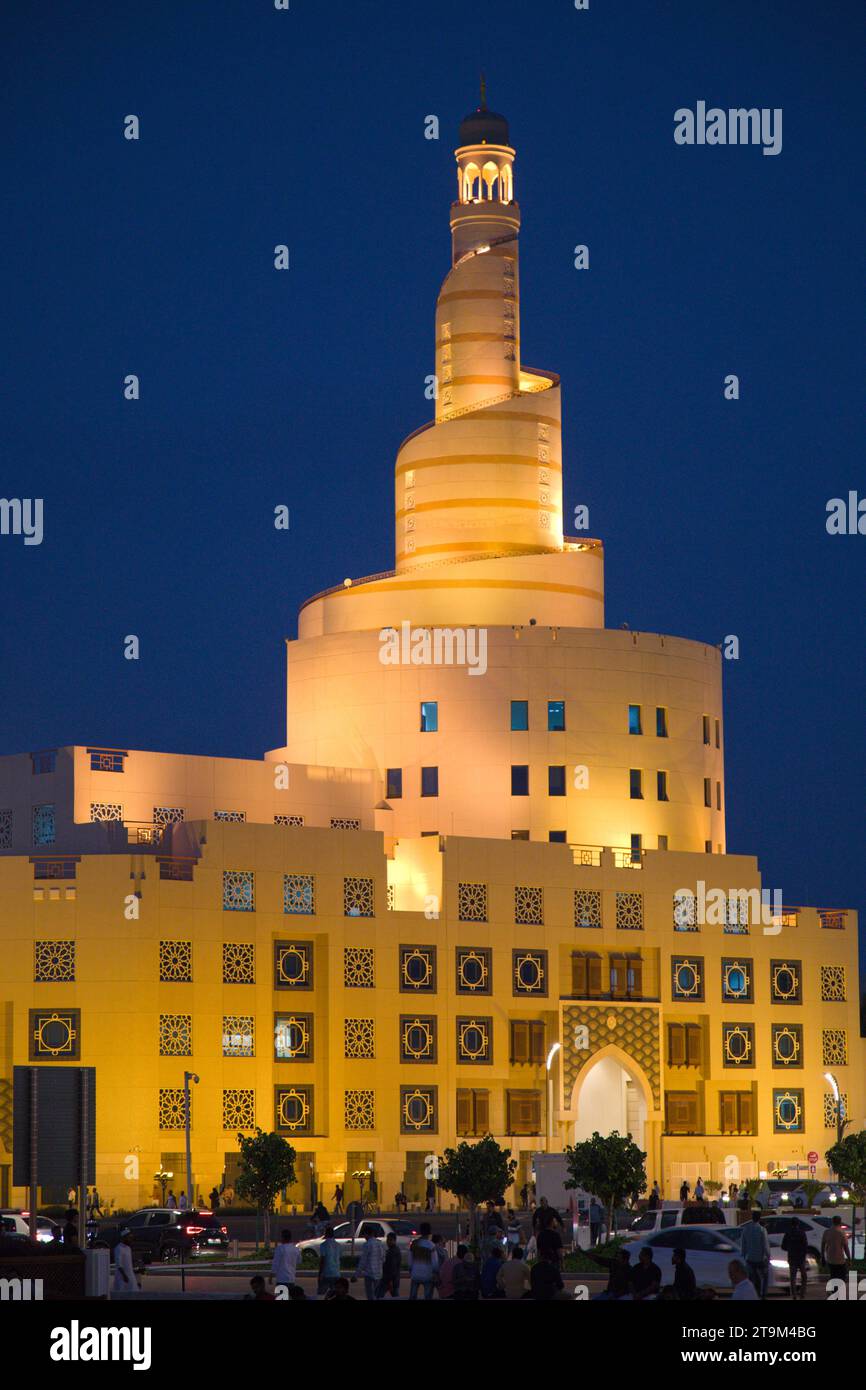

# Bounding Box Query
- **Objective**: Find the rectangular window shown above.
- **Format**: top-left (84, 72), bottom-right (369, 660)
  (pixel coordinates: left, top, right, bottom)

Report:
top-left (704, 777), bottom-right (712, 807)
top-left (511, 829), bottom-right (529, 841)
top-left (421, 766), bottom-right (439, 798)
top-left (702, 715), bottom-right (711, 745)
top-left (656, 707), bottom-right (668, 738)
top-left (31, 751), bottom-right (57, 775)
top-left (715, 718), bottom-right (721, 749)
top-left (386, 768), bottom-right (402, 800)
top-left (456, 1088), bottom-right (489, 1136)
top-left (32, 858), bottom-right (77, 881)
top-left (720, 1091), bottom-right (753, 1135)
top-left (32, 805), bottom-right (56, 846)
top-left (549, 830), bottom-right (567, 843)
top-left (628, 704), bottom-right (642, 735)
top-left (571, 953), bottom-right (603, 998)
top-left (547, 700), bottom-right (565, 731)
top-left (506, 1090), bottom-right (542, 1136)
top-left (668, 1023), bottom-right (701, 1067)
top-left (510, 1020), bottom-right (546, 1065)
top-left (511, 765), bottom-right (529, 796)
top-left (657, 770), bottom-right (668, 801)
top-left (630, 833), bottom-right (642, 862)
top-left (665, 1091), bottom-right (700, 1135)
top-left (548, 765), bottom-right (566, 796)
top-left (510, 700), bottom-right (529, 731)
top-left (420, 701), bottom-right (438, 733)
top-left (657, 834), bottom-right (668, 850)
top-left (629, 769), bottom-right (643, 799)
top-left (88, 749), bottom-right (126, 772)
top-left (716, 781), bottom-right (721, 811)
top-left (705, 840), bottom-right (712, 854)
top-left (159, 858), bottom-right (195, 881)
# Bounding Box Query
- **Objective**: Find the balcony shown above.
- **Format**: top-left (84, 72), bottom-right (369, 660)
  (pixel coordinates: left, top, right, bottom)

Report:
top-left (570, 844), bottom-right (644, 870)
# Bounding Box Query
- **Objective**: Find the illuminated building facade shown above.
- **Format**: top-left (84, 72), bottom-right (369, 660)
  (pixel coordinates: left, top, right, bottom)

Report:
top-left (0, 101), bottom-right (860, 1210)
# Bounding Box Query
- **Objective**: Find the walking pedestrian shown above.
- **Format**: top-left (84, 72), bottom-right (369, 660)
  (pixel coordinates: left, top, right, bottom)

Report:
top-left (317, 1226), bottom-right (341, 1298)
top-left (354, 1230), bottom-right (384, 1301)
top-left (209, 1186), bottom-right (221, 1212)
top-left (695, 1175), bottom-right (705, 1202)
top-left (178, 1190), bottom-right (188, 1211)
top-left (271, 1229), bottom-right (300, 1291)
top-left (332, 1183), bottom-right (344, 1214)
top-left (377, 1231), bottom-right (402, 1299)
top-left (679, 1179), bottom-right (690, 1204)
top-left (166, 1189), bottom-right (177, 1209)
top-left (408, 1222), bottom-right (436, 1300)
top-left (821, 1215), bottom-right (851, 1283)
top-left (740, 1210), bottom-right (770, 1298)
top-left (781, 1218), bottom-right (809, 1299)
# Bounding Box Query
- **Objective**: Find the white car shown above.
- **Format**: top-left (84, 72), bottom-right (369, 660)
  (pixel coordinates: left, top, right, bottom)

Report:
top-left (297, 1218), bottom-right (420, 1256)
top-left (0, 1211), bottom-right (59, 1244)
top-left (621, 1225), bottom-right (818, 1294)
top-left (628, 1205), bottom-right (730, 1235)
top-left (760, 1212), bottom-right (851, 1261)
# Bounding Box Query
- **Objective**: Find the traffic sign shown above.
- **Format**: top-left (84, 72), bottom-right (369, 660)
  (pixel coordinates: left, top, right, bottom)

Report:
top-left (807, 1150), bottom-right (819, 1164)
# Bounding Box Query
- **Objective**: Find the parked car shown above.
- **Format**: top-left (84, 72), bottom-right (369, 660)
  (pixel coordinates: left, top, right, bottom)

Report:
top-left (622, 1225), bottom-right (817, 1293)
top-left (297, 1218), bottom-right (419, 1256)
top-left (0, 1211), bottom-right (59, 1244)
top-left (88, 1207), bottom-right (229, 1262)
top-left (628, 1204), bottom-right (730, 1235)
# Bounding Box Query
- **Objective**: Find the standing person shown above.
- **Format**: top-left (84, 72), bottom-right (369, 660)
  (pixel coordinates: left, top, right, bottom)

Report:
top-left (408, 1222), bottom-right (436, 1300)
top-left (537, 1217), bottom-right (564, 1269)
top-left (332, 1183), bottom-right (344, 1214)
top-left (672, 1247), bottom-right (697, 1300)
top-left (90, 1187), bottom-right (103, 1219)
top-left (209, 1186), bottom-right (221, 1212)
top-left (695, 1175), bottom-right (705, 1202)
top-left (377, 1231), bottom-right (402, 1299)
top-left (452, 1246), bottom-right (480, 1301)
top-left (178, 1191), bottom-right (188, 1211)
top-left (740, 1211), bottom-right (770, 1298)
top-left (112, 1233), bottom-right (139, 1295)
top-left (482, 1200), bottom-right (505, 1254)
top-left (729, 1182), bottom-right (739, 1205)
top-left (317, 1226), bottom-right (341, 1299)
top-left (821, 1215), bottom-right (851, 1283)
top-left (496, 1245), bottom-right (531, 1300)
top-left (436, 1239), bottom-right (458, 1299)
top-left (648, 1181), bottom-right (661, 1212)
top-left (781, 1218), bottom-right (809, 1300)
top-left (271, 1229), bottom-right (300, 1292)
top-left (166, 1189), bottom-right (177, 1210)
top-left (729, 1259), bottom-right (759, 1300)
top-left (679, 1179), bottom-right (690, 1204)
top-left (589, 1198), bottom-right (604, 1246)
top-left (354, 1230), bottom-right (384, 1301)
top-left (519, 1182), bottom-right (529, 1210)
top-left (424, 1177), bottom-right (436, 1212)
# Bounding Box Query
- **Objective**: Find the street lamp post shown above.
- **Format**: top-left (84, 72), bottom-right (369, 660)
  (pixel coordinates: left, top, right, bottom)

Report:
top-left (546, 1042), bottom-right (561, 1152)
top-left (183, 1071), bottom-right (200, 1209)
top-left (825, 1072), bottom-right (847, 1147)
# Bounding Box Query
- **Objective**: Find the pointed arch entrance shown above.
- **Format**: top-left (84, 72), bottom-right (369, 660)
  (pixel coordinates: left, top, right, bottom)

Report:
top-left (569, 1044), bottom-right (653, 1150)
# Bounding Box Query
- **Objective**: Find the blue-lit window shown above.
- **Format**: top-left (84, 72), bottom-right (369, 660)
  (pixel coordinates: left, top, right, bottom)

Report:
top-left (704, 778), bottom-right (712, 808)
top-left (628, 705), bottom-right (642, 735)
top-left (629, 769), bottom-right (643, 800)
top-left (421, 767), bottom-right (439, 798)
top-left (386, 768), bottom-right (402, 800)
top-left (656, 707), bottom-right (668, 738)
top-left (420, 702), bottom-right (438, 733)
top-left (511, 766), bottom-right (529, 796)
top-left (630, 833), bottom-right (643, 863)
top-left (31, 751), bottom-right (56, 775)
top-left (32, 804), bottom-right (56, 846)
top-left (547, 701), bottom-right (565, 731)
top-left (510, 700), bottom-right (528, 731)
top-left (548, 766), bottom-right (566, 797)
top-left (657, 770), bottom-right (668, 801)
top-left (549, 830), bottom-right (567, 843)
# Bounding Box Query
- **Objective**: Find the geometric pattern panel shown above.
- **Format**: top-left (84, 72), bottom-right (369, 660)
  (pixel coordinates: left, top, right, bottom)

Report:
top-left (561, 1002), bottom-right (661, 1108)
top-left (331, 818), bottom-right (361, 830)
top-left (574, 890), bottom-right (602, 928)
top-left (820, 965), bottom-right (847, 1002)
top-left (153, 806), bottom-right (184, 827)
top-left (32, 804), bottom-right (56, 846)
top-left (159, 1088), bottom-right (190, 1130)
top-left (159, 940), bottom-right (192, 983)
top-left (458, 882), bottom-right (488, 922)
top-left (822, 1029), bottom-right (848, 1067)
top-left (513, 949), bottom-right (547, 996)
top-left (275, 1084), bottom-right (313, 1134)
top-left (34, 940), bottom-right (75, 982)
top-left (222, 1015), bottom-right (255, 1057)
top-left (455, 947), bottom-right (491, 995)
top-left (274, 1013), bottom-right (313, 1062)
top-left (514, 885), bottom-right (543, 926)
top-left (222, 942), bottom-right (255, 984)
top-left (616, 892), bottom-right (644, 930)
top-left (823, 1092), bottom-right (849, 1129)
top-left (344, 1089), bottom-right (375, 1130)
top-left (283, 873), bottom-right (315, 915)
top-left (344, 1018), bottom-right (375, 1059)
top-left (214, 810), bottom-right (246, 822)
top-left (724, 896), bottom-right (750, 934)
top-left (274, 941), bottom-right (313, 990)
top-left (401, 1085), bottom-right (438, 1134)
top-left (0, 808), bottom-right (12, 849)
top-left (90, 802), bottom-right (123, 822)
top-left (274, 815), bottom-right (305, 827)
top-left (344, 947), bottom-right (374, 988)
top-left (223, 870), bottom-right (255, 912)
top-left (673, 892), bottom-right (697, 932)
top-left (29, 1008), bottom-right (80, 1059)
top-left (223, 1088), bottom-right (255, 1130)
top-left (344, 876), bottom-right (374, 917)
top-left (159, 1014), bottom-right (192, 1056)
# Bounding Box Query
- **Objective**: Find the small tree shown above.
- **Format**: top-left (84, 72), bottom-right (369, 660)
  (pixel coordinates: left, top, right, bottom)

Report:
top-left (235, 1128), bottom-right (296, 1251)
top-left (827, 1130), bottom-right (866, 1257)
top-left (437, 1136), bottom-right (517, 1248)
top-left (800, 1180), bottom-right (824, 1211)
top-left (564, 1130), bottom-right (646, 1241)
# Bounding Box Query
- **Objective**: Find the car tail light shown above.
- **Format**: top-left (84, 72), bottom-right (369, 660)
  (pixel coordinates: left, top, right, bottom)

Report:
top-left (220, 1226), bottom-right (228, 1234)
top-left (185, 1225), bottom-right (204, 1235)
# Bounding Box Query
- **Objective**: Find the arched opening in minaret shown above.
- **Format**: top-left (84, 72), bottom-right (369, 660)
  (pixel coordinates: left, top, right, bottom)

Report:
top-left (482, 160), bottom-right (500, 200)
top-left (461, 162), bottom-right (481, 202)
top-left (572, 1049), bottom-right (649, 1152)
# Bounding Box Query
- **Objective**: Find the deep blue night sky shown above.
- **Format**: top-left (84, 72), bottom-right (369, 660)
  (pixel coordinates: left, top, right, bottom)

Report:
top-left (1, 2), bottom-right (863, 962)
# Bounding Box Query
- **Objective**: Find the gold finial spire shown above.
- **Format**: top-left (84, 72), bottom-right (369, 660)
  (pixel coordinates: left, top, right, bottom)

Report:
top-left (480, 72), bottom-right (487, 110)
